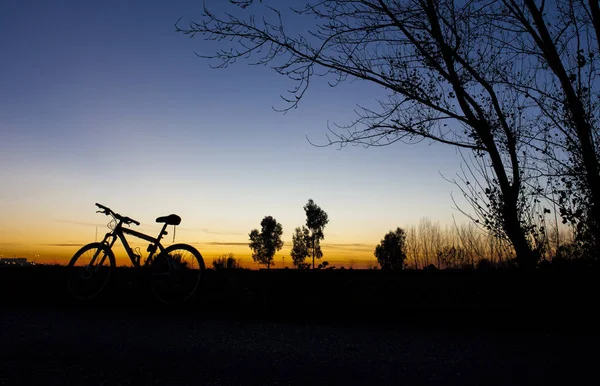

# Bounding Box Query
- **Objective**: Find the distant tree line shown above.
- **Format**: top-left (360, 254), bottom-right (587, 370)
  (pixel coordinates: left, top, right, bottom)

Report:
top-left (376, 217), bottom-right (580, 271)
top-left (218, 213), bottom-right (582, 271)
top-left (244, 205), bottom-right (583, 271)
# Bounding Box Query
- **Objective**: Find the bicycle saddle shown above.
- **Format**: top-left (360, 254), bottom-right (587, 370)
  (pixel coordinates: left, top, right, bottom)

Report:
top-left (156, 214), bottom-right (181, 226)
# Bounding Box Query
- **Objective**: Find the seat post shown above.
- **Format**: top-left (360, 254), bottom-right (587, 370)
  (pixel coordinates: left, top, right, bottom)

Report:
top-left (157, 223), bottom-right (168, 242)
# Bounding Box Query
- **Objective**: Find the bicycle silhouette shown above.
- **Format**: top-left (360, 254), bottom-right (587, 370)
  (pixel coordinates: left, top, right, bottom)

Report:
top-left (67, 203), bottom-right (205, 304)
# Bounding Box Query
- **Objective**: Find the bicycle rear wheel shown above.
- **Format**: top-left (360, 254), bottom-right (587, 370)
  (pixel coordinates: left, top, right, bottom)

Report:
top-left (150, 243), bottom-right (205, 305)
top-left (67, 242), bottom-right (115, 300)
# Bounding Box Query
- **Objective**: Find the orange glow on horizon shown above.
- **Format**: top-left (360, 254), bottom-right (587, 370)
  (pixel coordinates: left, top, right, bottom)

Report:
top-left (0, 241), bottom-right (380, 270)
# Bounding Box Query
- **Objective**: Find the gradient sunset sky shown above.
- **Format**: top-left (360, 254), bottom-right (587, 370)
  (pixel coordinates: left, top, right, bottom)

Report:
top-left (1, 0), bottom-right (470, 268)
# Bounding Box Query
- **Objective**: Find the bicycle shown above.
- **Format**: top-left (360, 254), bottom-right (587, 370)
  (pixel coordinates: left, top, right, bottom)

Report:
top-left (67, 203), bottom-right (205, 304)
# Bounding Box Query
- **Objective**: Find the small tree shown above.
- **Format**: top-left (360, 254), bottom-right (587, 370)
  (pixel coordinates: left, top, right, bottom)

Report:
top-left (304, 199), bottom-right (329, 269)
top-left (291, 226), bottom-right (310, 268)
top-left (212, 253), bottom-right (243, 270)
top-left (249, 216), bottom-right (284, 270)
top-left (374, 227), bottom-right (407, 271)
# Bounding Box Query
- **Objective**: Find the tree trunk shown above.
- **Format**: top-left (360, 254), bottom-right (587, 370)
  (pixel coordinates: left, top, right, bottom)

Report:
top-left (502, 197), bottom-right (537, 269)
top-left (487, 133), bottom-right (536, 269)
top-left (312, 239), bottom-right (315, 270)
top-left (425, 0), bottom-right (536, 269)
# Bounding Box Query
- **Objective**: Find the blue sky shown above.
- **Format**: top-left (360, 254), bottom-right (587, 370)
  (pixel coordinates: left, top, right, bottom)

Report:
top-left (0, 0), bottom-right (469, 266)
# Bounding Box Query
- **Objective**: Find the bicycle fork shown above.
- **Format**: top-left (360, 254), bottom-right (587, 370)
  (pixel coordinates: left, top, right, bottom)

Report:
top-left (88, 248), bottom-right (110, 270)
top-left (88, 233), bottom-right (117, 269)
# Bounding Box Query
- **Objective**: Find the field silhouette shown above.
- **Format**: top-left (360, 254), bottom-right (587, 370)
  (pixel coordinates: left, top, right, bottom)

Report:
top-left (2, 264), bottom-right (598, 331)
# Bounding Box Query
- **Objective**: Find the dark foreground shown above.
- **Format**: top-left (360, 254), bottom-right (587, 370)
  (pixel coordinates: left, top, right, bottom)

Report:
top-left (2, 265), bottom-right (600, 330)
top-left (1, 266), bottom-right (599, 384)
top-left (1, 307), bottom-right (598, 385)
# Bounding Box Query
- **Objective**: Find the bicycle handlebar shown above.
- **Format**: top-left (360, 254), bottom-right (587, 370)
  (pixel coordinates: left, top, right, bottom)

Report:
top-left (95, 203), bottom-right (140, 226)
top-left (95, 203), bottom-right (110, 213)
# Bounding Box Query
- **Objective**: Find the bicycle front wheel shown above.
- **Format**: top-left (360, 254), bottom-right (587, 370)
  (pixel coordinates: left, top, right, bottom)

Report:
top-left (150, 244), bottom-right (205, 305)
top-left (67, 242), bottom-right (115, 300)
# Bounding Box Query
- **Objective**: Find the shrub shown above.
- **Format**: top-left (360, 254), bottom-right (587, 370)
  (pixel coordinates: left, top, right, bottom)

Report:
top-left (212, 253), bottom-right (243, 270)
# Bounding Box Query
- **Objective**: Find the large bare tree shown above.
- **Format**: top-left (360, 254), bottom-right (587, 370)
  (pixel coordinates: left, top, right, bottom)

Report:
top-left (176, 0), bottom-right (564, 268)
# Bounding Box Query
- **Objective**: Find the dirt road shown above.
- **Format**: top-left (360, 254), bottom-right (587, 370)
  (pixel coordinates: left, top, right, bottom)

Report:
top-left (1, 306), bottom-right (596, 385)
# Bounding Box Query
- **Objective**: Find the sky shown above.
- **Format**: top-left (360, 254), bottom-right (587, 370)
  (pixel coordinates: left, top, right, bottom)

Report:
top-left (0, 0), bottom-right (471, 268)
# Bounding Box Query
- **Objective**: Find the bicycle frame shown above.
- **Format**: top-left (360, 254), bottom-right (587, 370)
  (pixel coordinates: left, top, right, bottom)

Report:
top-left (99, 219), bottom-right (170, 268)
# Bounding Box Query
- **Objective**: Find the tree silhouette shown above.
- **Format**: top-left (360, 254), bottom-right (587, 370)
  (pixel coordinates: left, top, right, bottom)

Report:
top-left (249, 216), bottom-right (284, 270)
top-left (303, 199), bottom-right (329, 269)
top-left (374, 227), bottom-right (407, 271)
top-left (471, 0), bottom-right (600, 262)
top-left (291, 226), bottom-right (310, 268)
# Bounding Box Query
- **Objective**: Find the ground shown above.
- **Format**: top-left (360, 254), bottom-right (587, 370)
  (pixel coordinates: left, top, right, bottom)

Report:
top-left (1, 266), bottom-right (598, 385)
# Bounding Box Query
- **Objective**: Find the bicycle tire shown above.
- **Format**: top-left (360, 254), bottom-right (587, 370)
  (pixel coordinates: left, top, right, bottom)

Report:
top-left (67, 242), bottom-right (115, 300)
top-left (149, 243), bottom-right (205, 305)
